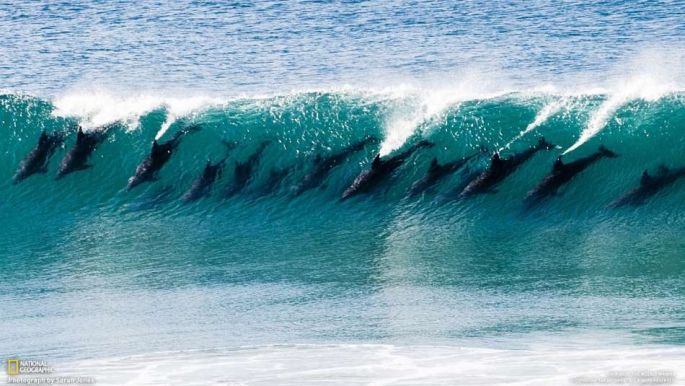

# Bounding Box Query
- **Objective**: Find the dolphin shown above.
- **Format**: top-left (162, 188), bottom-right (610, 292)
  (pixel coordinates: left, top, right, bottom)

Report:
top-left (225, 140), bottom-right (271, 196)
top-left (56, 125), bottom-right (114, 179)
top-left (182, 158), bottom-right (228, 202)
top-left (292, 136), bottom-right (378, 195)
top-left (262, 167), bottom-right (292, 194)
top-left (408, 145), bottom-right (487, 196)
top-left (13, 130), bottom-right (66, 184)
top-left (524, 145), bottom-right (618, 207)
top-left (127, 124), bottom-right (200, 190)
top-left (341, 139), bottom-right (434, 200)
top-left (443, 166), bottom-right (485, 201)
top-left (460, 137), bottom-right (555, 197)
top-left (609, 165), bottom-right (685, 208)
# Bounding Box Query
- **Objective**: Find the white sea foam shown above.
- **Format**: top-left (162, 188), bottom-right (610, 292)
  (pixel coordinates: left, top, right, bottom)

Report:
top-left (43, 56), bottom-right (685, 151)
top-left (501, 99), bottom-right (566, 151)
top-left (380, 95), bottom-right (455, 157)
top-left (378, 71), bottom-right (516, 156)
top-left (51, 91), bottom-right (223, 136)
top-left (153, 97), bottom-right (224, 140)
top-left (62, 344), bottom-right (684, 386)
top-left (563, 49), bottom-right (684, 154)
top-left (563, 75), bottom-right (672, 154)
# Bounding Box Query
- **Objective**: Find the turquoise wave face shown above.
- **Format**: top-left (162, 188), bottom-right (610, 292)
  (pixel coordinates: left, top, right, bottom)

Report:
top-left (2, 91), bottom-right (685, 360)
top-left (2, 92), bottom-right (685, 211)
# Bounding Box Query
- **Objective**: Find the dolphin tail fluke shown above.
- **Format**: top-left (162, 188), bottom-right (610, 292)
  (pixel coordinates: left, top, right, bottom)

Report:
top-left (362, 135), bottom-right (380, 147)
top-left (657, 164), bottom-right (670, 176)
top-left (353, 135), bottom-right (379, 150)
top-left (221, 139), bottom-right (239, 152)
top-left (180, 123), bottom-right (202, 137)
top-left (184, 123), bottom-right (202, 133)
top-left (345, 136), bottom-right (379, 154)
top-left (257, 140), bottom-right (272, 153)
top-left (255, 139), bottom-right (271, 149)
top-left (170, 124), bottom-right (202, 144)
top-left (366, 135), bottom-right (380, 143)
top-left (598, 145), bottom-right (618, 158)
top-left (537, 137), bottom-right (555, 150)
top-left (416, 140), bottom-right (435, 149)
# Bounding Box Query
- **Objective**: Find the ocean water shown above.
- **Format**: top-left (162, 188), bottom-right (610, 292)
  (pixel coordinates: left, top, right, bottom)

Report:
top-left (2, 1), bottom-right (685, 385)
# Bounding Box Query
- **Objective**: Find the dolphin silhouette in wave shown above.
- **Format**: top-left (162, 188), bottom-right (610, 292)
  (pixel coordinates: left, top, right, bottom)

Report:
top-left (13, 130), bottom-right (67, 184)
top-left (182, 141), bottom-right (238, 202)
top-left (524, 145), bottom-right (617, 207)
top-left (182, 158), bottom-right (228, 202)
top-left (341, 140), bottom-right (434, 200)
top-left (460, 137), bottom-right (555, 197)
top-left (56, 124), bottom-right (115, 179)
top-left (293, 136), bottom-right (378, 195)
top-left (609, 165), bottom-right (685, 208)
top-left (409, 145), bottom-right (487, 196)
top-left (127, 124), bottom-right (201, 190)
top-left (225, 140), bottom-right (271, 197)
top-left (262, 166), bottom-right (292, 194)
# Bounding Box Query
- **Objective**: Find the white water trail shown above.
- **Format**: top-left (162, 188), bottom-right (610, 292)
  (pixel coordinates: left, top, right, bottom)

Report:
top-left (380, 92), bottom-right (458, 157)
top-left (501, 99), bottom-right (564, 151)
top-left (563, 75), bottom-right (673, 155)
top-left (563, 95), bottom-right (625, 155)
top-left (378, 72), bottom-right (514, 156)
top-left (154, 97), bottom-right (223, 140)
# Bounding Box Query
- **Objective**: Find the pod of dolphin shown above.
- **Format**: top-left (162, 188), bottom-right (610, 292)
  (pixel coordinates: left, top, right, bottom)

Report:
top-left (12, 123), bottom-right (685, 208)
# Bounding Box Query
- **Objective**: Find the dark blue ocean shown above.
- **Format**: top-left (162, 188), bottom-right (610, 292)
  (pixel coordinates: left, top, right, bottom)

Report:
top-left (2, 1), bottom-right (685, 384)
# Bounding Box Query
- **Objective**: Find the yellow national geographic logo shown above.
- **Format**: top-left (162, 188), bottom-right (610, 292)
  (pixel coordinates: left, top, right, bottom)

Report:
top-left (3, 358), bottom-right (94, 384)
top-left (6, 358), bottom-right (19, 376)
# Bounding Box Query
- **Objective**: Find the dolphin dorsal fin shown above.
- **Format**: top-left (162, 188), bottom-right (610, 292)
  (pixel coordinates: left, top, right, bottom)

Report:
top-left (203, 160), bottom-right (214, 174)
top-left (490, 152), bottom-right (502, 166)
top-left (640, 170), bottom-right (653, 186)
top-left (38, 131), bottom-right (48, 144)
top-left (372, 154), bottom-right (381, 169)
top-left (553, 157), bottom-right (564, 171)
top-left (151, 140), bottom-right (159, 150)
top-left (430, 158), bottom-right (438, 168)
top-left (77, 127), bottom-right (84, 140)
